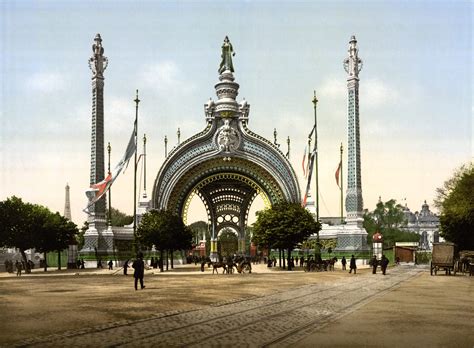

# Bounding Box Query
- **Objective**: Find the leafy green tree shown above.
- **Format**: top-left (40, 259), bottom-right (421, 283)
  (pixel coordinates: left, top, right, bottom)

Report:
top-left (253, 201), bottom-right (321, 270)
top-left (435, 163), bottom-right (474, 250)
top-left (0, 196), bottom-right (78, 272)
top-left (189, 220), bottom-right (211, 256)
top-left (78, 221), bottom-right (88, 250)
top-left (36, 212), bottom-right (78, 271)
top-left (218, 228), bottom-right (238, 256)
top-left (106, 207), bottom-right (133, 227)
top-left (364, 199), bottom-right (419, 247)
top-left (0, 197), bottom-right (45, 271)
top-left (137, 210), bottom-right (192, 270)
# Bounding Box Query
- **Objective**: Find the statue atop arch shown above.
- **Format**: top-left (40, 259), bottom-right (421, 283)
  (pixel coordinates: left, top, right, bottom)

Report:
top-left (218, 36), bottom-right (235, 74)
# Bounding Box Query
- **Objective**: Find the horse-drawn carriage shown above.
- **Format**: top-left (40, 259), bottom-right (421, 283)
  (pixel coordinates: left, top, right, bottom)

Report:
top-left (303, 257), bottom-right (337, 272)
top-left (430, 242), bottom-right (458, 276)
top-left (211, 256), bottom-right (252, 274)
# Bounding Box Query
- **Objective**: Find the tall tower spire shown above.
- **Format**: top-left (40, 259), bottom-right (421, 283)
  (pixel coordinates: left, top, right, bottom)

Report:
top-left (82, 33), bottom-right (110, 256)
top-left (64, 183), bottom-right (72, 220)
top-left (335, 35), bottom-right (369, 253)
top-left (343, 35), bottom-right (364, 225)
top-left (88, 33), bottom-right (108, 224)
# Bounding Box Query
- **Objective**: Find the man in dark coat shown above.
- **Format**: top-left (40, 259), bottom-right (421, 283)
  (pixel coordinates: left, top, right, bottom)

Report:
top-left (381, 255), bottom-right (389, 275)
top-left (349, 255), bottom-right (357, 274)
top-left (371, 255), bottom-right (378, 274)
top-left (132, 253), bottom-right (145, 290)
top-left (123, 259), bottom-right (129, 275)
top-left (341, 256), bottom-right (347, 271)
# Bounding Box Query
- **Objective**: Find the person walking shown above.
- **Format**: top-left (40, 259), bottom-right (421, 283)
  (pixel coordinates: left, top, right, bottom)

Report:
top-left (15, 261), bottom-right (22, 276)
top-left (371, 255), bottom-right (378, 274)
top-left (108, 260), bottom-right (113, 270)
top-left (132, 252), bottom-right (145, 290)
top-left (341, 256), bottom-right (347, 271)
top-left (349, 255), bottom-right (357, 274)
top-left (381, 255), bottom-right (389, 275)
top-left (123, 259), bottom-right (130, 275)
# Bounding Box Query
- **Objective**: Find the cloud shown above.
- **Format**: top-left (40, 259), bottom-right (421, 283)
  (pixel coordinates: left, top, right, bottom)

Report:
top-left (318, 78), bottom-right (346, 102)
top-left (105, 96), bottom-right (135, 135)
top-left (318, 77), bottom-right (399, 110)
top-left (25, 72), bottom-right (66, 93)
top-left (361, 78), bottom-right (399, 109)
top-left (138, 61), bottom-right (195, 94)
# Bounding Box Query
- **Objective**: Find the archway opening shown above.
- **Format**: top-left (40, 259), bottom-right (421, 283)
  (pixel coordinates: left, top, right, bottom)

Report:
top-left (217, 227), bottom-right (238, 257)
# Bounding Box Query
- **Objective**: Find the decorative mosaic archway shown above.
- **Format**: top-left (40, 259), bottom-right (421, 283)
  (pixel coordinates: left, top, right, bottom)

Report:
top-left (152, 37), bottom-right (300, 258)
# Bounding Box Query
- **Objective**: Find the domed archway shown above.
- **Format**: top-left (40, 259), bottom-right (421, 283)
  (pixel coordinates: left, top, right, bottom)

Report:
top-left (152, 37), bottom-right (300, 259)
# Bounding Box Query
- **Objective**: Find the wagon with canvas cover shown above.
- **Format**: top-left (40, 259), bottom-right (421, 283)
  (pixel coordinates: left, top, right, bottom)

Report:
top-left (430, 242), bottom-right (458, 276)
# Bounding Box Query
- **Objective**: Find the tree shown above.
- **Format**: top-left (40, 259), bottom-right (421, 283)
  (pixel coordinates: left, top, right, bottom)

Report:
top-left (218, 228), bottom-right (238, 256)
top-left (189, 221), bottom-right (208, 243)
top-left (137, 210), bottom-right (192, 270)
top-left (364, 199), bottom-right (419, 247)
top-left (36, 212), bottom-right (78, 271)
top-left (253, 201), bottom-right (321, 270)
top-left (434, 163), bottom-right (474, 250)
top-left (106, 207), bottom-right (133, 227)
top-left (0, 197), bottom-right (46, 271)
top-left (0, 196), bottom-right (78, 272)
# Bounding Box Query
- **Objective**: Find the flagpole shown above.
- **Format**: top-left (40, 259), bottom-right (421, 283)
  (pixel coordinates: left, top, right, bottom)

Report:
top-left (107, 142), bottom-right (112, 226)
top-left (133, 90), bottom-right (140, 247)
top-left (340, 142), bottom-right (344, 224)
top-left (312, 91), bottom-right (319, 235)
top-left (143, 134), bottom-right (147, 192)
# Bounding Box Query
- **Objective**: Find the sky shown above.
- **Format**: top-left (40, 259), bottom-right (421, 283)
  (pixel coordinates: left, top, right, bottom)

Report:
top-left (0, 0), bottom-right (472, 227)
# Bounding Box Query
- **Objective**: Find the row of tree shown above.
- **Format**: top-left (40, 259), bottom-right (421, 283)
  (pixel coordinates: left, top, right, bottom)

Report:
top-left (137, 209), bottom-right (193, 269)
top-left (435, 163), bottom-right (474, 250)
top-left (252, 201), bottom-right (321, 269)
top-left (0, 196), bottom-right (78, 272)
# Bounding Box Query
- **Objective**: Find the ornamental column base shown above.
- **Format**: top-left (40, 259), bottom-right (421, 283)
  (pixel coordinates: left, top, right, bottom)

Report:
top-left (334, 224), bottom-right (370, 253)
top-left (210, 238), bottom-right (218, 262)
top-left (238, 238), bottom-right (246, 255)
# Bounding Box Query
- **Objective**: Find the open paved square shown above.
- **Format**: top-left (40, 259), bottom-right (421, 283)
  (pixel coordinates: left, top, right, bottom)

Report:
top-left (1, 264), bottom-right (472, 347)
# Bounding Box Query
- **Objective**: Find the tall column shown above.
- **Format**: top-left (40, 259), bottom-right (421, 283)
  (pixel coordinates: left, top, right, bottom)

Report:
top-left (65, 183), bottom-right (77, 267)
top-left (344, 35), bottom-right (364, 227)
top-left (64, 183), bottom-right (72, 220)
top-left (335, 36), bottom-right (369, 252)
top-left (82, 33), bottom-right (109, 255)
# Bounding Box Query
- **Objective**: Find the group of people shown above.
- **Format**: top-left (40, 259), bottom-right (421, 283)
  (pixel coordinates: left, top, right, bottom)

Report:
top-left (4, 260), bottom-right (35, 275)
top-left (371, 255), bottom-right (390, 275)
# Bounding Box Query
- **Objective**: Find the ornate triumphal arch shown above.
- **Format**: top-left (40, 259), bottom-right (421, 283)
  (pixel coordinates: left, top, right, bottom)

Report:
top-left (152, 37), bottom-right (300, 258)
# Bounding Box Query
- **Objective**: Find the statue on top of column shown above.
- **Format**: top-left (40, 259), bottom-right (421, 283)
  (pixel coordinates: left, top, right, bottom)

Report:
top-left (343, 35), bottom-right (363, 78)
top-left (88, 33), bottom-right (108, 78)
top-left (219, 36), bottom-right (235, 74)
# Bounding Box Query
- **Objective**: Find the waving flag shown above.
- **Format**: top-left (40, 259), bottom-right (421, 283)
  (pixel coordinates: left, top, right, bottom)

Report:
top-left (84, 128), bottom-right (136, 214)
top-left (301, 145), bottom-right (307, 176)
top-left (302, 150), bottom-right (316, 206)
top-left (335, 160), bottom-right (342, 188)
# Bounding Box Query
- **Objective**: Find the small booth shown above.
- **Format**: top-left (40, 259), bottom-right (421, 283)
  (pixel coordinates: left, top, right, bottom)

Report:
top-left (372, 232), bottom-right (383, 260)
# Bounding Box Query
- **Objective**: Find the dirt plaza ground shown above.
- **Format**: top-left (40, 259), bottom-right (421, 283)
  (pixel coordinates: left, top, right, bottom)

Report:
top-left (0, 263), bottom-right (472, 347)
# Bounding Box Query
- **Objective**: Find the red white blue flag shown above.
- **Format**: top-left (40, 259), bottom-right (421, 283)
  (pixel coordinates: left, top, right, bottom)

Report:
top-left (84, 129), bottom-right (136, 214)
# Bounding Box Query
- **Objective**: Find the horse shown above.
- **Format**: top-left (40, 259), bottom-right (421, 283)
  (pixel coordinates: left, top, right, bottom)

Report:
top-left (212, 262), bottom-right (227, 274)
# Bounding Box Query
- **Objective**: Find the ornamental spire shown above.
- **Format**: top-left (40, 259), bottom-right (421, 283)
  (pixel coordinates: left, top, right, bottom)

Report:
top-left (205, 36), bottom-right (243, 120)
top-left (88, 33), bottom-right (108, 79)
top-left (343, 35), bottom-right (363, 78)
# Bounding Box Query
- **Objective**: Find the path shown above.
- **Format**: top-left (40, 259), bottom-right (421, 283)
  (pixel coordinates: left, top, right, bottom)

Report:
top-left (12, 266), bottom-right (425, 347)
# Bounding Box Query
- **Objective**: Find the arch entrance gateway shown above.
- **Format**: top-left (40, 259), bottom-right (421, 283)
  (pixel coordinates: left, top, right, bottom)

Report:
top-left (152, 37), bottom-right (300, 259)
